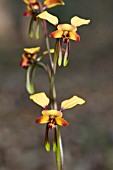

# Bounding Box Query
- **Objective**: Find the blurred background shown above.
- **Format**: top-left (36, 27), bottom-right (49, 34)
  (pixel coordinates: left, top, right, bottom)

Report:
top-left (0, 0), bottom-right (113, 170)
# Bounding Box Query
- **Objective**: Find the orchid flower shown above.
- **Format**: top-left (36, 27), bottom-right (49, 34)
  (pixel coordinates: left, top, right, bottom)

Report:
top-left (30, 92), bottom-right (85, 150)
top-left (38, 11), bottom-right (90, 66)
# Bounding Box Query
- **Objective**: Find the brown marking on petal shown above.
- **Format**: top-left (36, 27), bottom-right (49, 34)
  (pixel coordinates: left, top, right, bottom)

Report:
top-left (23, 10), bottom-right (33, 16)
top-left (35, 115), bottom-right (49, 124)
top-left (20, 56), bottom-right (31, 68)
top-left (43, 0), bottom-right (65, 8)
top-left (50, 30), bottom-right (63, 39)
top-left (55, 117), bottom-right (69, 126)
top-left (76, 33), bottom-right (80, 41)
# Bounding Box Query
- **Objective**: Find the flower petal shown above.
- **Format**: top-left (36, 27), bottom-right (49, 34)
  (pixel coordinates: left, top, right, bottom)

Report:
top-left (23, 0), bottom-right (36, 4)
top-left (36, 115), bottom-right (49, 124)
top-left (20, 55), bottom-right (30, 68)
top-left (42, 110), bottom-right (62, 117)
top-left (57, 24), bottom-right (76, 31)
top-left (50, 30), bottom-right (63, 38)
top-left (55, 117), bottom-right (69, 126)
top-left (23, 11), bottom-right (32, 17)
top-left (24, 47), bottom-right (40, 54)
top-left (43, 49), bottom-right (54, 55)
top-left (71, 16), bottom-right (90, 27)
top-left (43, 0), bottom-right (65, 8)
top-left (37, 11), bottom-right (58, 25)
top-left (61, 96), bottom-right (85, 110)
top-left (30, 92), bottom-right (50, 108)
top-left (69, 31), bottom-right (80, 41)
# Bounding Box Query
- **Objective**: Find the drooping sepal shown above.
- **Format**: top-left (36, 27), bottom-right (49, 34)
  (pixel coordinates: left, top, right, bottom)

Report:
top-left (45, 124), bottom-right (50, 151)
top-left (45, 141), bottom-right (50, 151)
top-left (63, 42), bottom-right (70, 66)
top-left (53, 127), bottom-right (57, 152)
top-left (58, 39), bottom-right (63, 66)
top-left (29, 13), bottom-right (37, 38)
top-left (53, 39), bottom-right (59, 73)
top-left (35, 20), bottom-right (40, 39)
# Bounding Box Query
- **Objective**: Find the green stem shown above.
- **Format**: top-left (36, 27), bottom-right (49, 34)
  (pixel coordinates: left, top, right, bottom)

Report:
top-left (38, 1), bottom-right (53, 69)
top-left (50, 73), bottom-right (63, 170)
top-left (38, 2), bottom-right (63, 169)
top-left (50, 73), bottom-right (57, 110)
top-left (56, 126), bottom-right (63, 170)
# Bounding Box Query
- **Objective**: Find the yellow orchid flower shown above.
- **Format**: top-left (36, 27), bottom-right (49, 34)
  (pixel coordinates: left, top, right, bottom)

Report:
top-left (38, 11), bottom-right (90, 43)
top-left (23, 0), bottom-right (65, 17)
top-left (30, 92), bottom-right (85, 151)
top-left (20, 47), bottom-right (55, 68)
top-left (30, 92), bottom-right (85, 128)
top-left (20, 47), bottom-right (40, 68)
top-left (23, 0), bottom-right (39, 16)
top-left (38, 11), bottom-right (90, 66)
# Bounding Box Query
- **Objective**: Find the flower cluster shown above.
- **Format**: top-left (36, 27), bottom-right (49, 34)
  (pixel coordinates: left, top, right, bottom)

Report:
top-left (21, 0), bottom-right (91, 167)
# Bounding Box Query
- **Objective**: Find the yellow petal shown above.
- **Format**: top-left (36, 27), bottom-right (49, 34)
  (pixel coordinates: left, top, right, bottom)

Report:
top-left (71, 16), bottom-right (90, 27)
top-left (24, 47), bottom-right (40, 54)
top-left (43, 49), bottom-right (54, 55)
top-left (55, 117), bottom-right (69, 126)
top-left (37, 11), bottom-right (58, 25)
top-left (61, 96), bottom-right (85, 110)
top-left (69, 31), bottom-right (80, 41)
top-left (30, 92), bottom-right (50, 108)
top-left (57, 24), bottom-right (76, 31)
top-left (44, 0), bottom-right (65, 8)
top-left (32, 53), bottom-right (37, 59)
top-left (36, 115), bottom-right (49, 124)
top-left (23, 0), bottom-right (36, 4)
top-left (42, 110), bottom-right (62, 117)
top-left (26, 4), bottom-right (32, 11)
top-left (50, 30), bottom-right (63, 38)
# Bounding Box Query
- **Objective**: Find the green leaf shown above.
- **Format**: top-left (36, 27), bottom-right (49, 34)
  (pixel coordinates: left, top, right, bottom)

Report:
top-left (26, 64), bottom-right (35, 94)
top-left (45, 141), bottom-right (50, 152)
top-left (53, 39), bottom-right (59, 73)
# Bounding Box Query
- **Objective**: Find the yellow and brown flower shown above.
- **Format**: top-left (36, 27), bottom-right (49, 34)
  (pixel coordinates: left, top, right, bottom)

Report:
top-left (23, 0), bottom-right (65, 17)
top-left (20, 47), bottom-right (40, 68)
top-left (30, 92), bottom-right (85, 150)
top-left (37, 11), bottom-right (90, 66)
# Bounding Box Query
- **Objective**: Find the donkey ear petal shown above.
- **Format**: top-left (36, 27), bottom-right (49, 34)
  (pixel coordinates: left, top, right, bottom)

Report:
top-left (37, 11), bottom-right (58, 26)
top-left (30, 92), bottom-right (50, 108)
top-left (61, 96), bottom-right (85, 110)
top-left (71, 16), bottom-right (90, 27)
